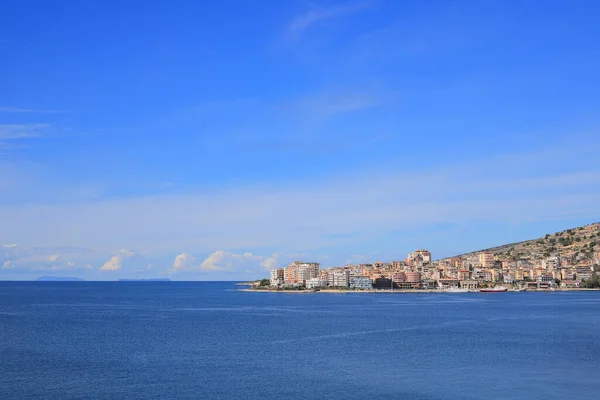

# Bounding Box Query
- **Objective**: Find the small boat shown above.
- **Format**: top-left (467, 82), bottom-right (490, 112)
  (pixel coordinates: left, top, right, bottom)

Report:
top-left (480, 286), bottom-right (508, 293)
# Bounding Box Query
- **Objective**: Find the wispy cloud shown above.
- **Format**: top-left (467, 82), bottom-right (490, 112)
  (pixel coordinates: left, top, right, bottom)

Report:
top-left (0, 138), bottom-right (598, 279)
top-left (288, 2), bottom-right (371, 38)
top-left (286, 86), bottom-right (392, 119)
top-left (0, 124), bottom-right (49, 140)
top-left (0, 106), bottom-right (67, 114)
top-left (1, 144), bottom-right (598, 258)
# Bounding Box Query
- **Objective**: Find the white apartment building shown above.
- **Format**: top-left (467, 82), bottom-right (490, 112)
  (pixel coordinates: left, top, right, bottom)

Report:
top-left (305, 278), bottom-right (328, 289)
top-left (270, 268), bottom-right (284, 286)
top-left (350, 276), bottom-right (373, 289)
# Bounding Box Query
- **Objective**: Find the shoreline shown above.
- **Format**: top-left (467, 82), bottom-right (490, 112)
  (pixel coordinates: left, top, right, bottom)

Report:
top-left (238, 288), bottom-right (600, 294)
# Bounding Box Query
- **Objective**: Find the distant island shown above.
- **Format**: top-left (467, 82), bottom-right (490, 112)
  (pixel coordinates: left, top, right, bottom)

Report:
top-left (35, 276), bottom-right (84, 282)
top-left (117, 278), bottom-right (171, 282)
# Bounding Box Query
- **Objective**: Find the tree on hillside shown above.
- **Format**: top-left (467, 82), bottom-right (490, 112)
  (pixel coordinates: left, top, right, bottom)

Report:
top-left (258, 279), bottom-right (270, 287)
top-left (581, 275), bottom-right (600, 288)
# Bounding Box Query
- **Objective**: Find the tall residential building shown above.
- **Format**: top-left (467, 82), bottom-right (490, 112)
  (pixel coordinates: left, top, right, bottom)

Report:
top-left (405, 271), bottom-right (421, 283)
top-left (478, 251), bottom-right (495, 268)
top-left (284, 266), bottom-right (298, 283)
top-left (327, 269), bottom-right (350, 287)
top-left (284, 261), bottom-right (320, 283)
top-left (270, 268), bottom-right (284, 285)
top-left (391, 272), bottom-right (406, 284)
top-left (406, 250), bottom-right (432, 266)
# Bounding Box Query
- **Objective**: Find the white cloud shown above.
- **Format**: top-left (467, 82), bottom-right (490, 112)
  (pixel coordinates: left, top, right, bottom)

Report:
top-left (169, 251), bottom-right (263, 273)
top-left (260, 254), bottom-right (280, 270)
top-left (99, 249), bottom-right (136, 271)
top-left (200, 250), bottom-right (260, 271)
top-left (50, 261), bottom-right (79, 271)
top-left (100, 255), bottom-right (122, 271)
top-left (259, 252), bottom-right (307, 270)
top-left (171, 253), bottom-right (196, 271)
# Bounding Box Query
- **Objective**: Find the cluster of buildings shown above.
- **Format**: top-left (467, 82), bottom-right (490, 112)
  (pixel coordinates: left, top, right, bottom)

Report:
top-left (270, 250), bottom-right (433, 290)
top-left (269, 246), bottom-right (600, 290)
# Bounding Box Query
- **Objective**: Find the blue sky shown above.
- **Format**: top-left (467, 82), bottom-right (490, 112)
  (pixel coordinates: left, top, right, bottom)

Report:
top-left (1, 0), bottom-right (599, 280)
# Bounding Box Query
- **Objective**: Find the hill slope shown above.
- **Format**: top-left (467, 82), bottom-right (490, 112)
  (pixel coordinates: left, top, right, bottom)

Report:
top-left (447, 222), bottom-right (600, 262)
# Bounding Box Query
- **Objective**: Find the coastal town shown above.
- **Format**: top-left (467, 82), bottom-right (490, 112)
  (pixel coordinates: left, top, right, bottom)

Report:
top-left (258, 223), bottom-right (600, 292)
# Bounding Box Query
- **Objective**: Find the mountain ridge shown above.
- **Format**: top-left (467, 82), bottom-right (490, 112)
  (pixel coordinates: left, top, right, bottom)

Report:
top-left (443, 222), bottom-right (600, 262)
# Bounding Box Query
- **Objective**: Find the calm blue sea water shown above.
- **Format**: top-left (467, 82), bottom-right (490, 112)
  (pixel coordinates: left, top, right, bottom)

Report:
top-left (1, 282), bottom-right (599, 400)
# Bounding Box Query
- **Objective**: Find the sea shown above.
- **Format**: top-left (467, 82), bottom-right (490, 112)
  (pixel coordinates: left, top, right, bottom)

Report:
top-left (1, 282), bottom-right (599, 400)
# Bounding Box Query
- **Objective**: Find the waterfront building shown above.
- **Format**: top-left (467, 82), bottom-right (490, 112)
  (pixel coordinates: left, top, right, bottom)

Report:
top-left (391, 272), bottom-right (406, 285)
top-left (284, 266), bottom-right (298, 283)
top-left (373, 277), bottom-right (393, 289)
top-left (305, 278), bottom-right (328, 289)
top-left (297, 267), bottom-right (311, 284)
top-left (575, 265), bottom-right (593, 281)
top-left (284, 261), bottom-right (320, 283)
top-left (460, 280), bottom-right (478, 289)
top-left (350, 276), bottom-right (373, 289)
top-left (536, 274), bottom-right (555, 284)
top-left (561, 268), bottom-right (575, 280)
top-left (482, 270), bottom-right (492, 282)
top-left (270, 268), bottom-right (284, 286)
top-left (327, 269), bottom-right (350, 287)
top-left (458, 269), bottom-right (471, 280)
top-left (438, 278), bottom-right (460, 289)
top-left (560, 279), bottom-right (581, 288)
top-left (405, 271), bottom-right (421, 283)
